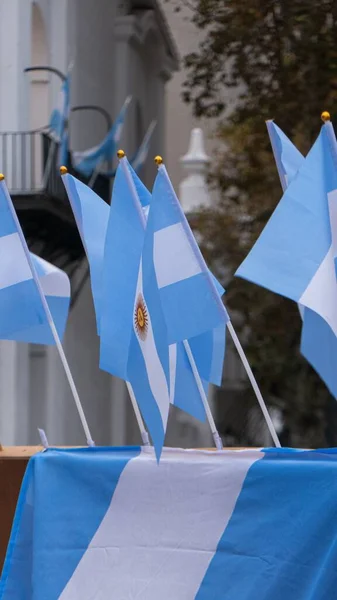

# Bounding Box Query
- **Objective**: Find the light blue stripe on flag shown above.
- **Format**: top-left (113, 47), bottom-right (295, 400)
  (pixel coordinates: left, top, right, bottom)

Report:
top-left (267, 120), bottom-right (305, 188)
top-left (196, 449), bottom-right (337, 599)
top-left (63, 173), bottom-right (109, 333)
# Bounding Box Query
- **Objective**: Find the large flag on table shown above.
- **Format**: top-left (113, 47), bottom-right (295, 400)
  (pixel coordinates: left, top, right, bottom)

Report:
top-left (73, 96), bottom-right (132, 177)
top-left (0, 179), bottom-right (70, 344)
top-left (100, 159), bottom-right (226, 421)
top-left (237, 122), bottom-right (337, 398)
top-left (2, 446), bottom-right (337, 599)
top-left (62, 171), bottom-right (109, 333)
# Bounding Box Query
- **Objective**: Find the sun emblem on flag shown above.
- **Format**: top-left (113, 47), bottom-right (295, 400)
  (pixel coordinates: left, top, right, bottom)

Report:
top-left (134, 294), bottom-right (148, 340)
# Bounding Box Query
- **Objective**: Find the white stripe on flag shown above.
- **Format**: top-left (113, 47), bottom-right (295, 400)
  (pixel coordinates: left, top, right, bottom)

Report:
top-left (154, 223), bottom-right (202, 289)
top-left (134, 260), bottom-right (170, 425)
top-left (60, 448), bottom-right (263, 600)
top-left (299, 190), bottom-right (337, 336)
top-left (34, 255), bottom-right (70, 298)
top-left (169, 343), bottom-right (177, 404)
top-left (0, 233), bottom-right (32, 289)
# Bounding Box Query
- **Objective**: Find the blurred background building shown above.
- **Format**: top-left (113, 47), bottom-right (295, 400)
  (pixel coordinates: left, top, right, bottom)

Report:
top-left (0, 0), bottom-right (261, 449)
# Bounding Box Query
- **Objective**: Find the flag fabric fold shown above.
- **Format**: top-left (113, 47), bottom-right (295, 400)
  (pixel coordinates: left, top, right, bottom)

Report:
top-left (2, 447), bottom-right (337, 600)
top-left (100, 159), bottom-right (226, 422)
top-left (266, 120), bottom-right (305, 189)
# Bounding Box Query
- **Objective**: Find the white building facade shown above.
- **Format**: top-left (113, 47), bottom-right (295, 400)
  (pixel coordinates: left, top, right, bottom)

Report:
top-left (0, 0), bottom-right (224, 449)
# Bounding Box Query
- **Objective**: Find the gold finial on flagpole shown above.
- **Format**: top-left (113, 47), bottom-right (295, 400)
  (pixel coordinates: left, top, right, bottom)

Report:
top-left (117, 149), bottom-right (125, 159)
top-left (321, 111), bottom-right (331, 122)
top-left (154, 155), bottom-right (163, 166)
top-left (0, 174), bottom-right (5, 181)
top-left (60, 166), bottom-right (68, 175)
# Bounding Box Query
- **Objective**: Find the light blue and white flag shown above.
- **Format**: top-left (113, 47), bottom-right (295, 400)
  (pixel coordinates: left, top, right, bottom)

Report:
top-left (49, 75), bottom-right (71, 167)
top-left (0, 180), bottom-right (70, 343)
top-left (2, 446), bottom-right (337, 600)
top-left (266, 120), bottom-right (304, 190)
top-left (62, 172), bottom-right (109, 334)
top-left (127, 197), bottom-right (170, 459)
top-left (152, 165), bottom-right (229, 343)
top-left (267, 120), bottom-right (337, 398)
top-left (237, 123), bottom-right (337, 398)
top-left (73, 96), bottom-right (132, 177)
top-left (100, 159), bottom-right (226, 421)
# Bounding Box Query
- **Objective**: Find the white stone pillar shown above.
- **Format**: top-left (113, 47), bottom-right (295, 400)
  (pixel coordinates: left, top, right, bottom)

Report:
top-left (0, 341), bottom-right (30, 445)
top-left (0, 0), bottom-right (31, 133)
top-left (179, 128), bottom-right (211, 212)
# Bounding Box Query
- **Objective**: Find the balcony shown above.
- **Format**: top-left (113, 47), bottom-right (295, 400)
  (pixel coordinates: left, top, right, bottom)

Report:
top-left (0, 129), bottom-right (110, 276)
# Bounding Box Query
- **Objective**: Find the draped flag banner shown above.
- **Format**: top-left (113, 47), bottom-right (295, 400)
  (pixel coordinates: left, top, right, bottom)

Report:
top-left (0, 180), bottom-right (70, 343)
top-left (2, 447), bottom-right (337, 599)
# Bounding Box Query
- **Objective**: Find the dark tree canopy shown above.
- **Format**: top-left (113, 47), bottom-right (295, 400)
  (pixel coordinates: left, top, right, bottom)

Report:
top-left (168, 0), bottom-right (337, 447)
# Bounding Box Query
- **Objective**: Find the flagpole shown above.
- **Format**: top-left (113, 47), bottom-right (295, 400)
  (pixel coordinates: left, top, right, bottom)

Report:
top-left (266, 120), bottom-right (287, 192)
top-left (0, 175), bottom-right (95, 447)
top-left (155, 158), bottom-right (281, 449)
top-left (60, 166), bottom-right (149, 446)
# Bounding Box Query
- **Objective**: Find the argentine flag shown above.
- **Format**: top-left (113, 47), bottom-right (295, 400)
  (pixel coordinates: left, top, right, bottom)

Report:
top-left (73, 96), bottom-right (132, 177)
top-left (237, 122), bottom-right (337, 399)
top-left (2, 446), bottom-right (337, 600)
top-left (266, 120), bottom-right (304, 190)
top-left (267, 120), bottom-right (337, 400)
top-left (100, 159), bottom-right (226, 422)
top-left (62, 172), bottom-right (109, 333)
top-left (127, 199), bottom-right (170, 458)
top-left (152, 165), bottom-right (229, 343)
top-left (0, 180), bottom-right (70, 343)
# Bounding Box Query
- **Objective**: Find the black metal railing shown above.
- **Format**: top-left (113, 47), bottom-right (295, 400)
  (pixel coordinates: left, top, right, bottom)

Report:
top-left (0, 129), bottom-right (48, 193)
top-left (0, 129), bottom-right (111, 204)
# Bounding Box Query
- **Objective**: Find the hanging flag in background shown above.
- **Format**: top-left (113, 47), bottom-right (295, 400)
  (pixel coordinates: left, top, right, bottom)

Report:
top-left (105, 121), bottom-right (158, 179)
top-left (237, 122), bottom-right (337, 399)
top-left (151, 164), bottom-right (229, 344)
top-left (266, 120), bottom-right (305, 190)
top-left (3, 446), bottom-right (337, 600)
top-left (61, 171), bottom-right (109, 334)
top-left (73, 96), bottom-right (132, 177)
top-left (99, 158), bottom-right (226, 422)
top-left (0, 178), bottom-right (70, 344)
top-left (49, 74), bottom-right (71, 168)
top-left (130, 120), bottom-right (157, 174)
top-left (127, 194), bottom-right (171, 459)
